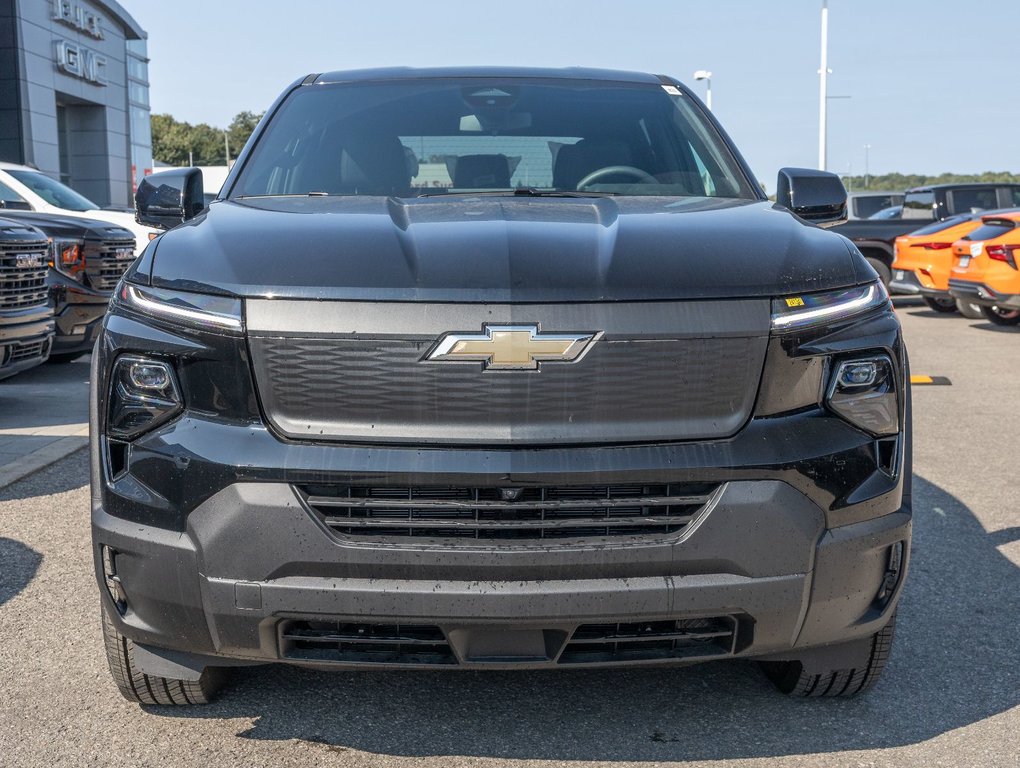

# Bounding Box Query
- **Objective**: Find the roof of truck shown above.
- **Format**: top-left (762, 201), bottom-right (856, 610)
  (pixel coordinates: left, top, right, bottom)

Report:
top-left (314, 67), bottom-right (672, 85)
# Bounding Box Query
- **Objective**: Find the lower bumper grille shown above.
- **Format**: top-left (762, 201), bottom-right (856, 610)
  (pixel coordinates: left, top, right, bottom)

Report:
top-left (280, 621), bottom-right (456, 665)
top-left (278, 617), bottom-right (738, 666)
top-left (558, 617), bottom-right (737, 665)
top-left (299, 483), bottom-right (721, 543)
top-left (8, 338), bottom-right (48, 362)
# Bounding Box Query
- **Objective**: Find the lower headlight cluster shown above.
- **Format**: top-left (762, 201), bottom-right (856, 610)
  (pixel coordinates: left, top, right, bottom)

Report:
top-left (107, 355), bottom-right (183, 439)
top-left (826, 355), bottom-right (898, 436)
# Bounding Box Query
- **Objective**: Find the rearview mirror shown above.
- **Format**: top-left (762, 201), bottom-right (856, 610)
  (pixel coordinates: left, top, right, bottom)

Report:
top-left (776, 168), bottom-right (847, 228)
top-left (135, 168), bottom-right (205, 230)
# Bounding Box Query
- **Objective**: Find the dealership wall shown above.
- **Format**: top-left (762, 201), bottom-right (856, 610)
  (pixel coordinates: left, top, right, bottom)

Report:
top-left (0, 0), bottom-right (151, 207)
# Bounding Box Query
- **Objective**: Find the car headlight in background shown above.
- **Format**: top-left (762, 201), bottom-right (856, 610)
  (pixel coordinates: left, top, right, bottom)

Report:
top-left (826, 354), bottom-right (898, 436)
top-left (107, 355), bottom-right (183, 439)
top-left (771, 282), bottom-right (890, 331)
top-left (118, 283), bottom-right (243, 333)
top-left (49, 237), bottom-right (86, 281)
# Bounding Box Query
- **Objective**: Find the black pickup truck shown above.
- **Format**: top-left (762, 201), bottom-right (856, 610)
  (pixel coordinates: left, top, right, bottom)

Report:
top-left (0, 212), bottom-right (135, 362)
top-left (0, 217), bottom-right (54, 379)
top-left (833, 182), bottom-right (1020, 285)
top-left (91, 67), bottom-right (911, 705)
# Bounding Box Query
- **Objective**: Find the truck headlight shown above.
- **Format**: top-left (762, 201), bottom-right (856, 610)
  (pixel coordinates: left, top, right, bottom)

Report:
top-left (107, 355), bottom-right (183, 439)
top-left (118, 283), bottom-right (243, 333)
top-left (826, 355), bottom-right (898, 436)
top-left (771, 282), bottom-right (889, 331)
top-left (49, 237), bottom-right (86, 282)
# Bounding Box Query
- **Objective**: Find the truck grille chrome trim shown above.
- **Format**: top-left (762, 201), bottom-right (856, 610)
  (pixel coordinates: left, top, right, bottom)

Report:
top-left (0, 240), bottom-right (49, 309)
top-left (299, 483), bottom-right (722, 542)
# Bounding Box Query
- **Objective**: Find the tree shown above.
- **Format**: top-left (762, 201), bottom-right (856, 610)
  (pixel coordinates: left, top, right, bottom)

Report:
top-left (151, 111), bottom-right (265, 166)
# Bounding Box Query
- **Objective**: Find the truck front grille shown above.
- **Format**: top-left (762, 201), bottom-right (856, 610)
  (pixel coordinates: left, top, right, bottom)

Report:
top-left (299, 482), bottom-right (721, 543)
top-left (85, 238), bottom-right (136, 291)
top-left (9, 339), bottom-right (47, 362)
top-left (0, 241), bottom-right (49, 310)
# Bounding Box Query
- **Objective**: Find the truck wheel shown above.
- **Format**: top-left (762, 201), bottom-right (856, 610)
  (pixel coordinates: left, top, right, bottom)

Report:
top-left (981, 306), bottom-right (1020, 326)
top-left (955, 299), bottom-right (985, 319)
top-left (759, 612), bottom-right (896, 697)
top-left (922, 296), bottom-right (957, 313)
top-left (101, 604), bottom-right (222, 705)
top-left (865, 257), bottom-right (891, 287)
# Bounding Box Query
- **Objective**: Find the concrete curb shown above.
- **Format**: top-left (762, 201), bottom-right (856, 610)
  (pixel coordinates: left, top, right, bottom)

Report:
top-left (0, 431), bottom-right (89, 489)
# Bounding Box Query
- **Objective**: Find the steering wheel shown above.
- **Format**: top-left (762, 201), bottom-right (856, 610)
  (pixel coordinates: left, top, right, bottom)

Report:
top-left (575, 165), bottom-right (658, 189)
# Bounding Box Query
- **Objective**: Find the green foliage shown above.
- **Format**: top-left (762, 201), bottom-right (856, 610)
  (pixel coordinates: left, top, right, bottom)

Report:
top-left (151, 111), bottom-right (265, 166)
top-left (841, 171), bottom-right (1020, 192)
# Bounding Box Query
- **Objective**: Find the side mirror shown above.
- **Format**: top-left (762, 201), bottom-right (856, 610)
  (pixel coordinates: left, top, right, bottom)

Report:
top-left (135, 168), bottom-right (205, 230)
top-left (776, 168), bottom-right (848, 228)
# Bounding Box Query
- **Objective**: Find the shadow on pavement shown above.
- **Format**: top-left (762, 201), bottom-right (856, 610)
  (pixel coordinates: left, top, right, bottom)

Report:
top-left (148, 474), bottom-right (1020, 761)
top-left (0, 446), bottom-right (89, 502)
top-left (0, 538), bottom-right (42, 608)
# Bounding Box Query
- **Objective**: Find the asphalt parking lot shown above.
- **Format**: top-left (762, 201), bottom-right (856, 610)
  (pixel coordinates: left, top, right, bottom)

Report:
top-left (0, 298), bottom-right (1017, 768)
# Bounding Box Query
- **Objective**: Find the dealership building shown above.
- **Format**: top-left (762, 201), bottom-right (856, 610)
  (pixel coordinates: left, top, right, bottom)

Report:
top-left (0, 0), bottom-right (151, 207)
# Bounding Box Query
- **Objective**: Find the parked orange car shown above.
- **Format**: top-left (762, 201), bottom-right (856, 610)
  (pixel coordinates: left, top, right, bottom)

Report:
top-left (947, 214), bottom-right (1020, 326)
top-left (891, 214), bottom-right (986, 312)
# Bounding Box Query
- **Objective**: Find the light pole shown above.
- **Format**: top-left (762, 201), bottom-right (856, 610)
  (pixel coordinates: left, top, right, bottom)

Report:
top-left (818, 1), bottom-right (831, 170)
top-left (863, 143), bottom-right (872, 188)
top-left (693, 70), bottom-right (712, 111)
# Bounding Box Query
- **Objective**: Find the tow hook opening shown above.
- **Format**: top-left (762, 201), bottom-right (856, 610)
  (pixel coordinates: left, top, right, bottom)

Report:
top-left (873, 540), bottom-right (905, 609)
top-left (101, 545), bottom-right (128, 615)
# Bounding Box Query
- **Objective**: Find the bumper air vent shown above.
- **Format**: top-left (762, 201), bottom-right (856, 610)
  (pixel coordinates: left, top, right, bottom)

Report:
top-left (279, 621), bottom-right (456, 665)
top-left (558, 617), bottom-right (738, 665)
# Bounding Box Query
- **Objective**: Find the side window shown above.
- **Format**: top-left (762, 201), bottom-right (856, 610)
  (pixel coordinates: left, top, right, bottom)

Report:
top-left (0, 179), bottom-right (30, 209)
top-left (950, 188), bottom-right (998, 214)
top-left (1012, 188), bottom-right (1020, 207)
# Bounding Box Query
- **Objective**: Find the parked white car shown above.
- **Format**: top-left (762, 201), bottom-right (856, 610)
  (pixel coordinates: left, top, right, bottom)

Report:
top-left (0, 162), bottom-right (156, 255)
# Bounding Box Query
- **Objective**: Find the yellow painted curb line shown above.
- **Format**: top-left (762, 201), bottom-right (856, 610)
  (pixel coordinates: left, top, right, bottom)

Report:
top-left (910, 375), bottom-right (951, 386)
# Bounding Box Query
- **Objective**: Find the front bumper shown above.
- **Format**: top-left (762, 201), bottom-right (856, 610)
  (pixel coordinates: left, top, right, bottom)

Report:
top-left (49, 278), bottom-right (111, 355)
top-left (889, 268), bottom-right (949, 298)
top-left (0, 305), bottom-right (54, 380)
top-left (948, 279), bottom-right (1020, 309)
top-left (92, 413), bottom-right (911, 671)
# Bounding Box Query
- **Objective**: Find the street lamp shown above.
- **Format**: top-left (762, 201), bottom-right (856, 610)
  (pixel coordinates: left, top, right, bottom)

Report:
top-left (693, 70), bottom-right (712, 111)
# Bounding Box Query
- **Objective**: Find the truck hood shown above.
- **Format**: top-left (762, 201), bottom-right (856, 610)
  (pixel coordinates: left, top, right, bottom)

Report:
top-left (145, 195), bottom-right (866, 301)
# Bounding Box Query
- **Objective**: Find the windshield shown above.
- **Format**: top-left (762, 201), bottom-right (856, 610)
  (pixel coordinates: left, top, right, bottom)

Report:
top-left (7, 170), bottom-right (98, 211)
top-left (231, 79), bottom-right (757, 200)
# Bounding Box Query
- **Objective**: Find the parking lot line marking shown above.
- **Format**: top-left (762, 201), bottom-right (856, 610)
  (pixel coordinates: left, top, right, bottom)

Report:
top-left (911, 375), bottom-right (952, 386)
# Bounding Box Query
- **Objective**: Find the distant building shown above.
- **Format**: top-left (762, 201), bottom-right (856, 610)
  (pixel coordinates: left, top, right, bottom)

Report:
top-left (0, 0), bottom-right (151, 207)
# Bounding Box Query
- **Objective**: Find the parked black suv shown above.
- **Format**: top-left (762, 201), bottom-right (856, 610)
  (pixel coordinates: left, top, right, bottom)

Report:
top-left (0, 212), bottom-right (135, 362)
top-left (92, 68), bottom-right (910, 705)
top-left (0, 217), bottom-right (54, 379)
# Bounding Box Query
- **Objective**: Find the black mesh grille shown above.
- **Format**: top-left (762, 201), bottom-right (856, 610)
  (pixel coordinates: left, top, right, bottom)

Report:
top-left (0, 240), bottom-right (49, 310)
top-left (85, 238), bottom-right (135, 291)
top-left (300, 482), bottom-right (719, 542)
top-left (558, 617), bottom-right (737, 664)
top-left (280, 621), bottom-right (456, 665)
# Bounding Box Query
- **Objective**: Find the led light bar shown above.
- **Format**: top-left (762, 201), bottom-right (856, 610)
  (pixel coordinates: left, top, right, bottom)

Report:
top-left (771, 282), bottom-right (889, 331)
top-left (120, 284), bottom-right (243, 332)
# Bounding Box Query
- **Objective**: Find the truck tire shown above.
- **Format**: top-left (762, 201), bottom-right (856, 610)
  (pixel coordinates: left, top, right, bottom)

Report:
top-left (923, 296), bottom-right (957, 313)
top-left (956, 299), bottom-right (985, 319)
top-left (981, 306), bottom-right (1020, 326)
top-left (865, 257), bottom-right (891, 287)
top-left (101, 603), bottom-right (222, 705)
top-left (759, 612), bottom-right (896, 697)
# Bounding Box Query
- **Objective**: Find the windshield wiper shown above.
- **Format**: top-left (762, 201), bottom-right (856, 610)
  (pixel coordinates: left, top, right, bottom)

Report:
top-left (416, 188), bottom-right (619, 199)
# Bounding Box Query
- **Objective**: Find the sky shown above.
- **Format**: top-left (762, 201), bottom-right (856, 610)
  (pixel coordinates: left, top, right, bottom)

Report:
top-left (131, 0), bottom-right (1020, 191)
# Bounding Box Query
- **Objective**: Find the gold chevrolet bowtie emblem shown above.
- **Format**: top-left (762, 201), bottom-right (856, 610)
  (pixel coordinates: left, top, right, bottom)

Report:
top-left (424, 325), bottom-right (599, 370)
